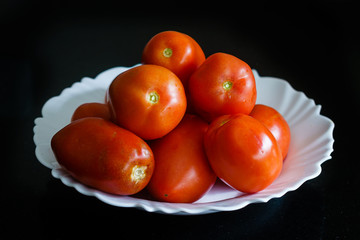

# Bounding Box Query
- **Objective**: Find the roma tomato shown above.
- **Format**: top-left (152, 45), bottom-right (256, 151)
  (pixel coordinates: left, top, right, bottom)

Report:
top-left (188, 52), bottom-right (257, 122)
top-left (147, 114), bottom-right (216, 203)
top-left (250, 104), bottom-right (291, 160)
top-left (51, 117), bottom-right (154, 195)
top-left (204, 114), bottom-right (282, 193)
top-left (71, 102), bottom-right (111, 122)
top-left (107, 64), bottom-right (187, 140)
top-left (142, 31), bottom-right (205, 89)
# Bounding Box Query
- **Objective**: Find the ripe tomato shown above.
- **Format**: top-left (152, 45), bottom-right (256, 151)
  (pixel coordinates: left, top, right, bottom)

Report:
top-left (71, 102), bottom-right (111, 122)
top-left (107, 64), bottom-right (187, 140)
top-left (51, 118), bottom-right (154, 195)
top-left (146, 114), bottom-right (217, 203)
top-left (204, 114), bottom-right (282, 193)
top-left (188, 52), bottom-right (257, 122)
top-left (142, 31), bottom-right (205, 89)
top-left (250, 104), bottom-right (291, 160)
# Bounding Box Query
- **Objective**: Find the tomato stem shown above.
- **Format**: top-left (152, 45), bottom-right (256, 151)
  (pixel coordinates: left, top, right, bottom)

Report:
top-left (223, 81), bottom-right (233, 91)
top-left (148, 91), bottom-right (160, 104)
top-left (163, 48), bottom-right (173, 58)
top-left (131, 165), bottom-right (147, 183)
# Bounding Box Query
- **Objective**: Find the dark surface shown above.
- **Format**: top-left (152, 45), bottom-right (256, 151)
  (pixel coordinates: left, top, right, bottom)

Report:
top-left (2, 1), bottom-right (359, 239)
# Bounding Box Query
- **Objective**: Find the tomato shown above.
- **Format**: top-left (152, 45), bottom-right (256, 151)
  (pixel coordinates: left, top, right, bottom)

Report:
top-left (51, 117), bottom-right (154, 195)
top-left (71, 102), bottom-right (111, 122)
top-left (188, 52), bottom-right (257, 122)
top-left (146, 114), bottom-right (217, 203)
top-left (142, 31), bottom-right (205, 89)
top-left (107, 64), bottom-right (187, 140)
top-left (250, 104), bottom-right (291, 160)
top-left (204, 114), bottom-right (282, 193)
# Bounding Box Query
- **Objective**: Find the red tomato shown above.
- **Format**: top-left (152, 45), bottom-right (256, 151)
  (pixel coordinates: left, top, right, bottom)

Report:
top-left (204, 114), bottom-right (282, 193)
top-left (142, 31), bottom-right (205, 89)
top-left (51, 118), bottom-right (154, 195)
top-left (250, 104), bottom-right (291, 160)
top-left (147, 114), bottom-right (217, 203)
top-left (188, 52), bottom-right (257, 122)
top-left (71, 102), bottom-right (111, 122)
top-left (107, 64), bottom-right (187, 140)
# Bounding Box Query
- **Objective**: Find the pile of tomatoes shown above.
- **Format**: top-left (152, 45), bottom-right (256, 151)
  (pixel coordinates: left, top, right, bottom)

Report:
top-left (51, 31), bottom-right (291, 203)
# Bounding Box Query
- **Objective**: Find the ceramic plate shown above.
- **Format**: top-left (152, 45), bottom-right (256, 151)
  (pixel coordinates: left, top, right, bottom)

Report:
top-left (33, 65), bottom-right (335, 215)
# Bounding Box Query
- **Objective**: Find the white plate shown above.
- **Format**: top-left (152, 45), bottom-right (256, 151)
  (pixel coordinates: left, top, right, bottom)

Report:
top-left (33, 65), bottom-right (335, 215)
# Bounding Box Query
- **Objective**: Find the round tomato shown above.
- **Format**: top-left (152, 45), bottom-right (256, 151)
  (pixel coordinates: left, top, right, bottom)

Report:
top-left (142, 31), bottom-right (205, 89)
top-left (147, 114), bottom-right (217, 203)
top-left (51, 118), bottom-right (154, 195)
top-left (71, 102), bottom-right (111, 122)
top-left (188, 52), bottom-right (257, 122)
top-left (107, 64), bottom-right (187, 140)
top-left (204, 114), bottom-right (282, 193)
top-left (250, 104), bottom-right (291, 160)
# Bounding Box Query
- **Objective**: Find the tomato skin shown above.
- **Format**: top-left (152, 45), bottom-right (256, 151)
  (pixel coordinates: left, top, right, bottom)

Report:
top-left (51, 117), bottom-right (154, 195)
top-left (142, 31), bottom-right (205, 89)
top-left (188, 52), bottom-right (257, 122)
top-left (107, 64), bottom-right (187, 140)
top-left (146, 114), bottom-right (217, 203)
top-left (71, 102), bottom-right (111, 122)
top-left (250, 104), bottom-right (291, 160)
top-left (204, 114), bottom-right (282, 193)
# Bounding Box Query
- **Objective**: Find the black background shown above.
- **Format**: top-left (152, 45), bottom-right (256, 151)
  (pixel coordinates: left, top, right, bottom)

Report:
top-left (2, 0), bottom-right (359, 239)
